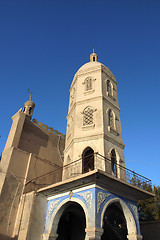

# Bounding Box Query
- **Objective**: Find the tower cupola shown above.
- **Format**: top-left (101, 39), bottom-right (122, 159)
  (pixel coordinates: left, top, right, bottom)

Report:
top-left (90, 48), bottom-right (98, 62)
top-left (23, 89), bottom-right (35, 119)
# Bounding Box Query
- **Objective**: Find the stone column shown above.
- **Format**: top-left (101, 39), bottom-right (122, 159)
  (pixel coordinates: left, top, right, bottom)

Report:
top-left (127, 234), bottom-right (143, 240)
top-left (85, 227), bottom-right (103, 240)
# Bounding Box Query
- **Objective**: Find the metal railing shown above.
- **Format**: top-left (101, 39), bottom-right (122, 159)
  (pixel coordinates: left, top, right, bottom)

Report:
top-left (95, 153), bottom-right (152, 192)
top-left (25, 153), bottom-right (152, 193)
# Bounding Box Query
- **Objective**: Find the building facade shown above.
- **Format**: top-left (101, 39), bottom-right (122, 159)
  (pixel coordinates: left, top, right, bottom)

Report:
top-left (0, 51), bottom-right (154, 240)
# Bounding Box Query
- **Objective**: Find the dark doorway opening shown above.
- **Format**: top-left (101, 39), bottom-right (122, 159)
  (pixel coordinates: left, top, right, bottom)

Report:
top-left (101, 202), bottom-right (128, 240)
top-left (57, 203), bottom-right (86, 240)
top-left (111, 149), bottom-right (117, 177)
top-left (82, 147), bottom-right (94, 173)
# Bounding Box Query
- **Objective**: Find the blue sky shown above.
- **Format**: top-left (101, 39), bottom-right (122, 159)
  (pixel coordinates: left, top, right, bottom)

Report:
top-left (0, 0), bottom-right (160, 186)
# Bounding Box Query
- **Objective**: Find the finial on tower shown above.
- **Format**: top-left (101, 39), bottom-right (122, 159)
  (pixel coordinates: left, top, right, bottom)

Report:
top-left (28, 89), bottom-right (32, 101)
top-left (90, 48), bottom-right (98, 62)
top-left (23, 89), bottom-right (35, 119)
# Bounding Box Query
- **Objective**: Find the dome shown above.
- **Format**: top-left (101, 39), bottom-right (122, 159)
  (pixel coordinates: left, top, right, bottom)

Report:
top-left (24, 100), bottom-right (35, 108)
top-left (77, 61), bottom-right (104, 72)
top-left (76, 61), bottom-right (114, 79)
top-left (73, 51), bottom-right (116, 82)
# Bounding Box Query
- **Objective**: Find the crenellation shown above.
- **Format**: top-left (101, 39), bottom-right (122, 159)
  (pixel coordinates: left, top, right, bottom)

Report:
top-left (32, 119), bottom-right (65, 139)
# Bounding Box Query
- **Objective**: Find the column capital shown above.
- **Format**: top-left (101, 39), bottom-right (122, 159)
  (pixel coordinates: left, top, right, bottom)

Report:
top-left (85, 227), bottom-right (103, 240)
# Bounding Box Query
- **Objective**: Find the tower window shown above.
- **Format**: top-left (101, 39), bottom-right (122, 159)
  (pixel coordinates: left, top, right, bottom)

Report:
top-left (105, 79), bottom-right (115, 100)
top-left (85, 77), bottom-right (92, 91)
top-left (82, 147), bottom-right (94, 173)
top-left (83, 77), bottom-right (96, 93)
top-left (83, 107), bottom-right (93, 126)
top-left (29, 107), bottom-right (32, 114)
top-left (107, 80), bottom-right (112, 94)
top-left (108, 109), bottom-right (115, 129)
top-left (111, 149), bottom-right (117, 177)
top-left (93, 56), bottom-right (95, 61)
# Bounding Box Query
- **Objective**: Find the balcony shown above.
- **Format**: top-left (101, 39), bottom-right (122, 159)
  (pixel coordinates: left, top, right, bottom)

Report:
top-left (25, 153), bottom-right (152, 194)
top-left (62, 153), bottom-right (152, 192)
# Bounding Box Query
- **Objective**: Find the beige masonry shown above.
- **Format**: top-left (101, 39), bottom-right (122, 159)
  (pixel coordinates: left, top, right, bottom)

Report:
top-left (0, 51), bottom-right (154, 240)
top-left (0, 99), bottom-right (65, 239)
top-left (63, 52), bottom-right (125, 179)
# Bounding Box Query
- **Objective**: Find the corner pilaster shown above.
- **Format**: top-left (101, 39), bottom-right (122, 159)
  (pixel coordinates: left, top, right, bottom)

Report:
top-left (4, 111), bottom-right (26, 151)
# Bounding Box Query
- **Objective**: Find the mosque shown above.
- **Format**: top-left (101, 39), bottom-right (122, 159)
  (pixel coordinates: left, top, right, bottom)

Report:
top-left (0, 51), bottom-right (154, 240)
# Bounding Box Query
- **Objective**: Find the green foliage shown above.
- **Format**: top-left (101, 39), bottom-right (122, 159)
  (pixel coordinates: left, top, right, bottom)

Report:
top-left (129, 174), bottom-right (160, 221)
top-left (138, 186), bottom-right (160, 221)
top-left (129, 173), bottom-right (152, 192)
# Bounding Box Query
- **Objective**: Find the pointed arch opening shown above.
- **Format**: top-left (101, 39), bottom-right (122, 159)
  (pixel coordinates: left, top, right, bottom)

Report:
top-left (101, 201), bottom-right (128, 240)
top-left (108, 109), bottom-right (116, 130)
top-left (101, 198), bottom-right (138, 240)
top-left (111, 149), bottom-right (117, 177)
top-left (85, 77), bottom-right (93, 91)
top-left (49, 202), bottom-right (86, 240)
top-left (107, 80), bottom-right (112, 95)
top-left (82, 147), bottom-right (94, 173)
top-left (57, 203), bottom-right (86, 240)
top-left (106, 79), bottom-right (114, 98)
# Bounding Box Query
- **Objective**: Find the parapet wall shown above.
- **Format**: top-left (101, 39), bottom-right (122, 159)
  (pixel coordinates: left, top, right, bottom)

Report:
top-left (0, 112), bottom-right (66, 238)
top-left (32, 118), bottom-right (65, 138)
top-left (18, 117), bottom-right (65, 166)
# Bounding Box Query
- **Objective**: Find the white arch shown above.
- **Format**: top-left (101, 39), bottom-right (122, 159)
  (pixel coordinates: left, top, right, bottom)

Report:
top-left (101, 198), bottom-right (138, 236)
top-left (47, 197), bottom-right (89, 238)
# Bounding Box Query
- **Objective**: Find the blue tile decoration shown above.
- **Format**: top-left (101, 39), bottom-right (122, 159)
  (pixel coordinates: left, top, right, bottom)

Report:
top-left (44, 185), bottom-right (140, 235)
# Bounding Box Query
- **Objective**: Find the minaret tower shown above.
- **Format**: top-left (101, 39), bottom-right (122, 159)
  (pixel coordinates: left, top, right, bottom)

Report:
top-left (41, 52), bottom-right (153, 240)
top-left (23, 89), bottom-right (35, 119)
top-left (63, 50), bottom-right (125, 179)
